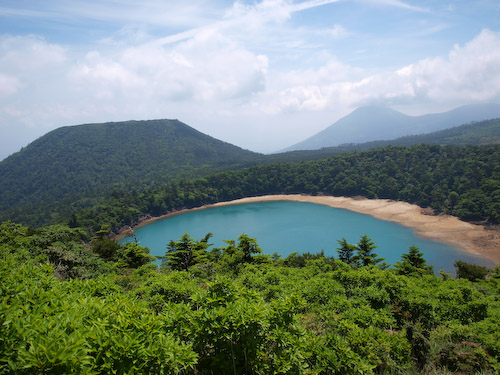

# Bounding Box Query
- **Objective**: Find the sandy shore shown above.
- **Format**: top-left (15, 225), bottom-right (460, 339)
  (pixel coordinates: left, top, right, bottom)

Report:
top-left (120, 194), bottom-right (500, 265)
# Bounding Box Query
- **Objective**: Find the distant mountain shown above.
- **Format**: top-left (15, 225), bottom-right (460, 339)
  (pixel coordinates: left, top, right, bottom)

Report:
top-left (282, 103), bottom-right (500, 151)
top-left (268, 117), bottom-right (500, 163)
top-left (350, 117), bottom-right (500, 149)
top-left (0, 119), bottom-right (261, 225)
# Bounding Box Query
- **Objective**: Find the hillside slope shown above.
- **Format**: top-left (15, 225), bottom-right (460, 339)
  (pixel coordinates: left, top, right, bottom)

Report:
top-left (268, 117), bottom-right (500, 163)
top-left (283, 102), bottom-right (500, 151)
top-left (69, 144), bottom-right (500, 234)
top-left (0, 119), bottom-right (261, 224)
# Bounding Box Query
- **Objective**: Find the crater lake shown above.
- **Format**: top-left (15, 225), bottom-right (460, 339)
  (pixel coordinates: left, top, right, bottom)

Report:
top-left (119, 200), bottom-right (493, 273)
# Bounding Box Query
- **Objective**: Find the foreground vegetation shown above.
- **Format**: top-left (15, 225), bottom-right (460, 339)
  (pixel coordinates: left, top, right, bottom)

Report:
top-left (1, 221), bottom-right (499, 374)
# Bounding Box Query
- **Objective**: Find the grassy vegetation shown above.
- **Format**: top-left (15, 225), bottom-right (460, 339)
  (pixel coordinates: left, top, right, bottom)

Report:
top-left (1, 122), bottom-right (500, 373)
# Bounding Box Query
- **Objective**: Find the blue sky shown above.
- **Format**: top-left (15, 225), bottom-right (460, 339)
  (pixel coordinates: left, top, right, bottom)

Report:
top-left (1, 0), bottom-right (500, 159)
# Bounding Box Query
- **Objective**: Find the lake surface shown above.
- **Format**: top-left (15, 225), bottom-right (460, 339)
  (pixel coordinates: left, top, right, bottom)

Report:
top-left (119, 201), bottom-right (493, 273)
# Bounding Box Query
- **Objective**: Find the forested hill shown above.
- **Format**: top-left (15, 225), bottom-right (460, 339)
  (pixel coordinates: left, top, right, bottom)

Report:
top-left (73, 144), bottom-right (500, 233)
top-left (0, 119), bottom-right (261, 224)
top-left (3, 118), bottom-right (500, 229)
top-left (268, 117), bottom-right (500, 163)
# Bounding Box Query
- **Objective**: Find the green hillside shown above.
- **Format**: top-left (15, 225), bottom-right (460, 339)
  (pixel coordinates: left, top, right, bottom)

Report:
top-left (269, 118), bottom-right (500, 163)
top-left (392, 117), bottom-right (500, 146)
top-left (71, 144), bottom-right (500, 234)
top-left (2, 118), bottom-right (500, 228)
top-left (0, 119), bottom-right (261, 225)
top-left (283, 103), bottom-right (500, 151)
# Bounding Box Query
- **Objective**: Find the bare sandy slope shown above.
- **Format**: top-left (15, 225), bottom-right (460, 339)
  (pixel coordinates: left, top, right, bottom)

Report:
top-left (123, 194), bottom-right (500, 265)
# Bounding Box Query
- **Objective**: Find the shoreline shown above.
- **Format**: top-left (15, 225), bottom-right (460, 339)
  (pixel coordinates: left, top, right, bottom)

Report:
top-left (117, 194), bottom-right (500, 265)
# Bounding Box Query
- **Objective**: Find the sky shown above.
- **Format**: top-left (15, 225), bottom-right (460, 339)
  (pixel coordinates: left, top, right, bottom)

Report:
top-left (0, 0), bottom-right (500, 160)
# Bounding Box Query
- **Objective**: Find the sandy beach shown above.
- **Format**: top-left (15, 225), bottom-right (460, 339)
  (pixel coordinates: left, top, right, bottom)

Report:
top-left (121, 194), bottom-right (500, 265)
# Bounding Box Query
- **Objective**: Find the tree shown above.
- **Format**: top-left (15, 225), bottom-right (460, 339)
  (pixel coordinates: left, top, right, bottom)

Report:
top-left (353, 235), bottom-right (383, 267)
top-left (90, 225), bottom-right (120, 261)
top-left (237, 233), bottom-right (262, 263)
top-left (120, 243), bottom-right (154, 268)
top-left (394, 245), bottom-right (433, 276)
top-left (454, 260), bottom-right (490, 281)
top-left (164, 233), bottom-right (212, 272)
top-left (215, 234), bottom-right (268, 273)
top-left (336, 237), bottom-right (356, 265)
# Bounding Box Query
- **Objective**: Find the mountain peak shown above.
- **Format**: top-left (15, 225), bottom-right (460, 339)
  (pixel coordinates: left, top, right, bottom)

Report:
top-left (0, 119), bottom-right (262, 225)
top-left (282, 103), bottom-right (500, 151)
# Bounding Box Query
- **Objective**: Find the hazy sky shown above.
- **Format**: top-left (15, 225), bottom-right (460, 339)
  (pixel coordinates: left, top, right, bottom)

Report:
top-left (1, 0), bottom-right (500, 159)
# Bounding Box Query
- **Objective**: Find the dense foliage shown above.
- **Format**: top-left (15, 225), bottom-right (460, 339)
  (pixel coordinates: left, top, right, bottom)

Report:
top-left (1, 222), bottom-right (499, 374)
top-left (2, 119), bottom-right (500, 228)
top-left (0, 119), bottom-right (261, 226)
top-left (69, 144), bottom-right (500, 233)
top-left (2, 118), bottom-right (500, 373)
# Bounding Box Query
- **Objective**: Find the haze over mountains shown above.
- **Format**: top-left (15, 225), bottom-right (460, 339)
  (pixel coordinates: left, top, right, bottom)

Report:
top-left (282, 103), bottom-right (500, 152)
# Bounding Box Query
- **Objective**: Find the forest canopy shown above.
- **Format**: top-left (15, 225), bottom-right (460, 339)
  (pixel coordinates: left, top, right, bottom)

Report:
top-left (66, 144), bottom-right (500, 234)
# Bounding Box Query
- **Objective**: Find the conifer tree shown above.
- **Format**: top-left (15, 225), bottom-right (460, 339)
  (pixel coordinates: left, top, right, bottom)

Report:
top-left (353, 235), bottom-right (383, 267)
top-left (237, 233), bottom-right (262, 263)
top-left (395, 245), bottom-right (433, 276)
top-left (164, 233), bottom-right (212, 272)
top-left (336, 237), bottom-right (356, 264)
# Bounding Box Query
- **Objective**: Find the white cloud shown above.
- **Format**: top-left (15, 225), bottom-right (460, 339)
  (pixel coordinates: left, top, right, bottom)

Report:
top-left (262, 29), bottom-right (500, 114)
top-left (0, 73), bottom-right (21, 96)
top-left (364, 0), bottom-right (429, 13)
top-left (0, 35), bottom-right (66, 72)
top-left (327, 24), bottom-right (349, 39)
top-left (69, 51), bottom-right (147, 100)
top-left (0, 0), bottom-right (219, 29)
top-left (68, 28), bottom-right (269, 105)
top-left (394, 29), bottom-right (500, 103)
top-left (2, 27), bottom-right (499, 124)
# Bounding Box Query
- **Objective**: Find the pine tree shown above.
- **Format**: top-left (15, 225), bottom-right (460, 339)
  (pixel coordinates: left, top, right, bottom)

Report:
top-left (395, 245), bottom-right (433, 276)
top-left (336, 237), bottom-right (356, 264)
top-left (353, 235), bottom-right (383, 267)
top-left (237, 234), bottom-right (262, 263)
top-left (164, 233), bottom-right (212, 271)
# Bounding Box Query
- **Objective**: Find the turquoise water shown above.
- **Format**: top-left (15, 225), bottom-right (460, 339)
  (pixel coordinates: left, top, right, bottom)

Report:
top-left (119, 201), bottom-right (493, 273)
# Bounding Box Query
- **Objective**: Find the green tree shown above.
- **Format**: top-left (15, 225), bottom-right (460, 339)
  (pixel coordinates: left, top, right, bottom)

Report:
top-left (353, 235), bottom-right (383, 267)
top-left (164, 233), bottom-right (212, 272)
top-left (336, 237), bottom-right (356, 264)
top-left (119, 243), bottom-right (154, 268)
top-left (394, 245), bottom-right (433, 276)
top-left (90, 225), bottom-right (120, 261)
top-left (454, 260), bottom-right (490, 281)
top-left (215, 234), bottom-right (268, 273)
top-left (237, 233), bottom-right (262, 263)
